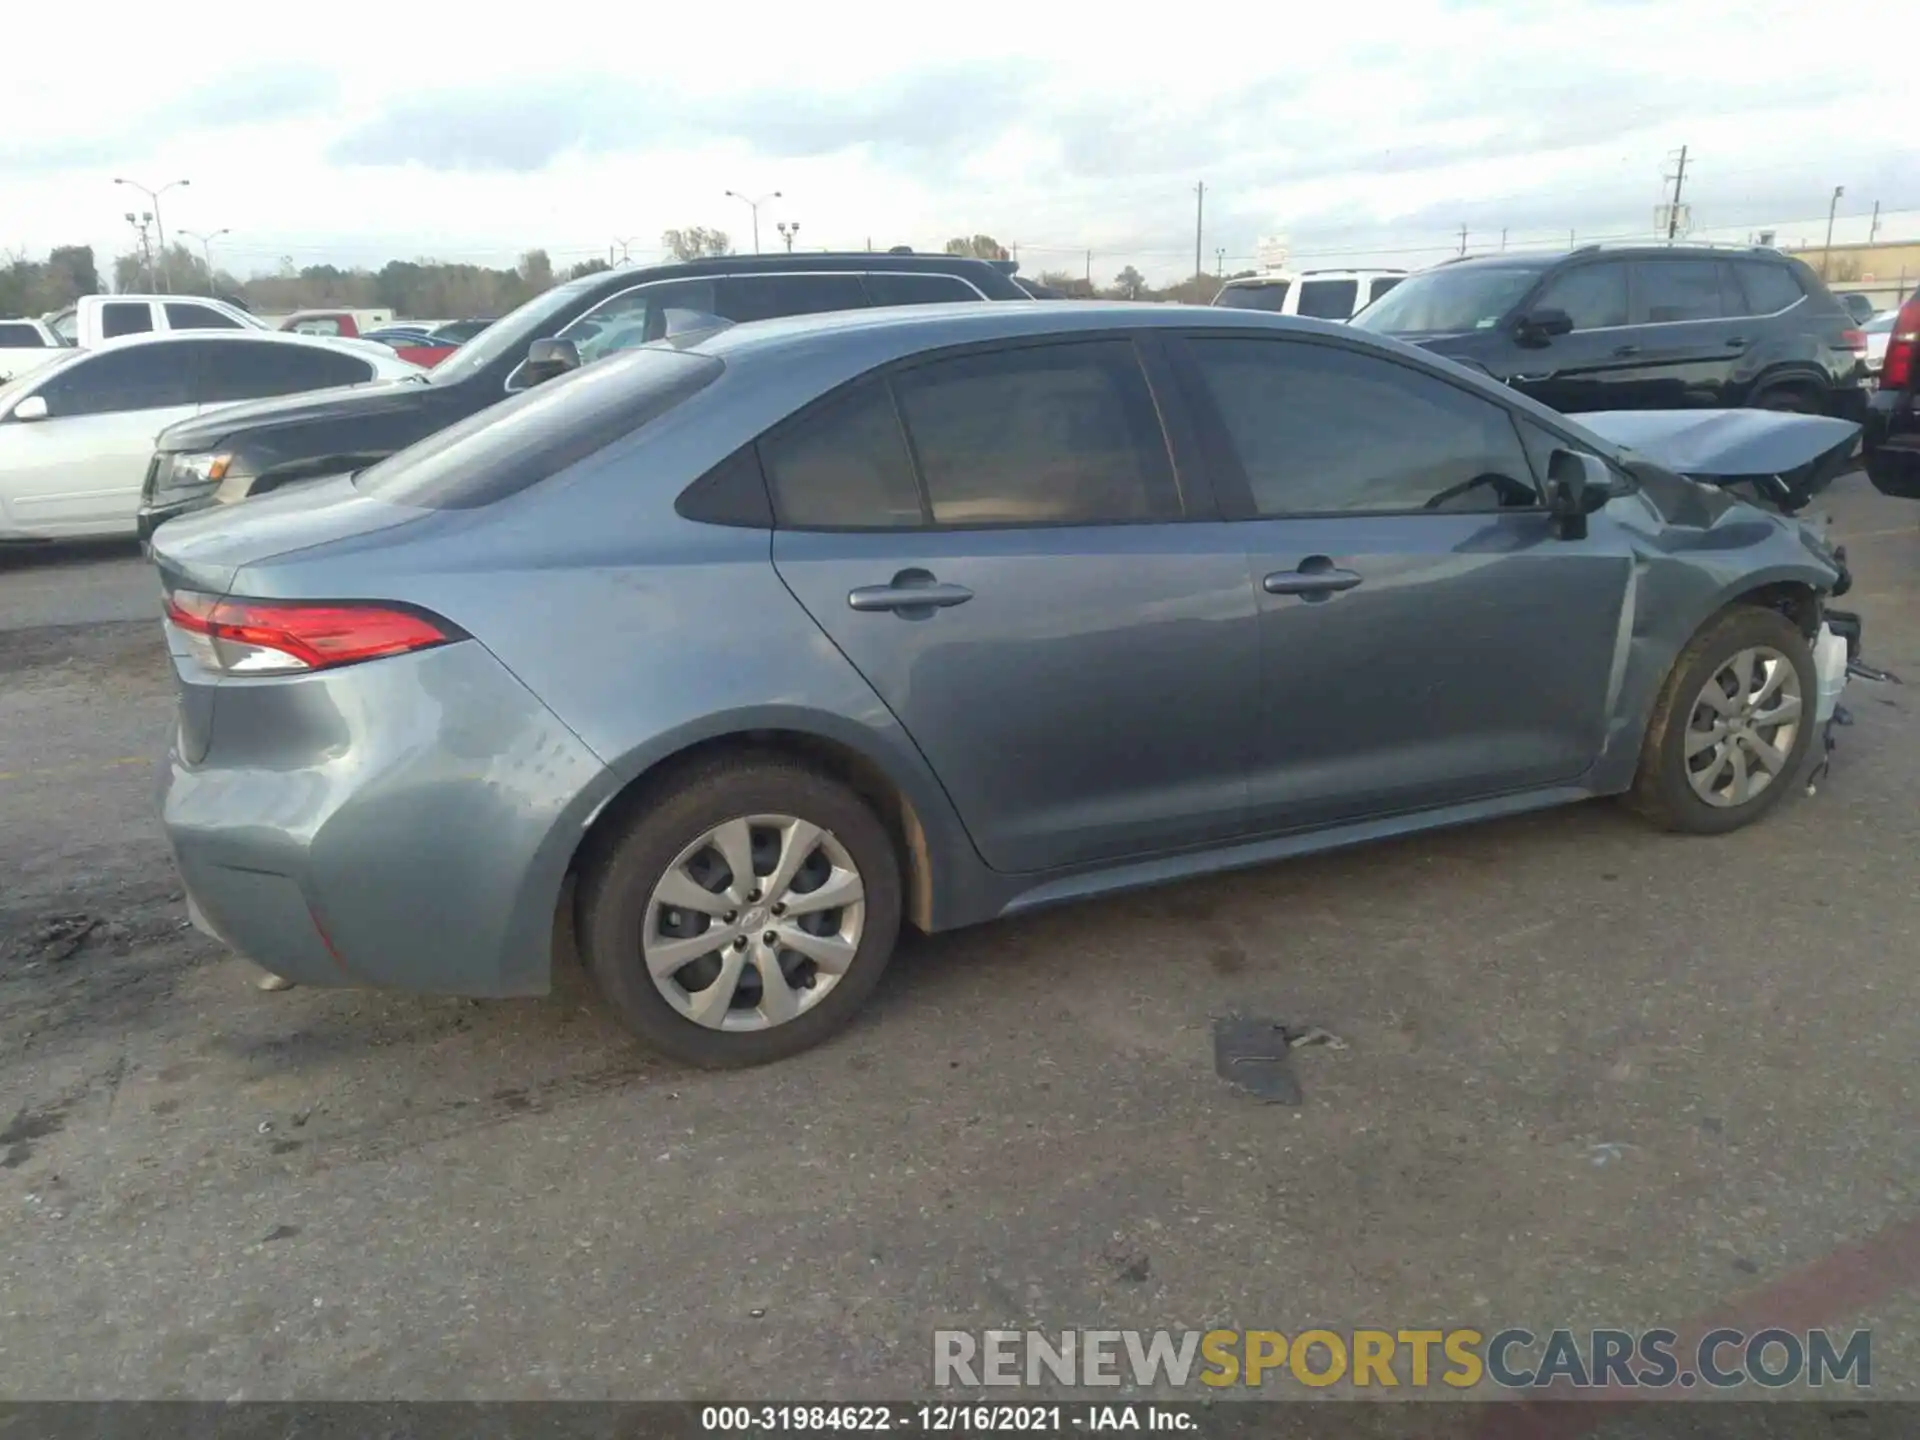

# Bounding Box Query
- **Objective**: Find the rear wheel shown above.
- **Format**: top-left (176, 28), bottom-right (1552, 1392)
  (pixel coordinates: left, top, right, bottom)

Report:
top-left (578, 757), bottom-right (902, 1067)
top-left (1753, 385), bottom-right (1820, 415)
top-left (1627, 606), bottom-right (1816, 834)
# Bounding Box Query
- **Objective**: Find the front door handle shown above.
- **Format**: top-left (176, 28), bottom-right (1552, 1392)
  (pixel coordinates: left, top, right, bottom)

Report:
top-left (1725, 336), bottom-right (1749, 347)
top-left (1264, 560), bottom-right (1363, 598)
top-left (847, 570), bottom-right (974, 614)
top-left (1612, 344), bottom-right (1642, 357)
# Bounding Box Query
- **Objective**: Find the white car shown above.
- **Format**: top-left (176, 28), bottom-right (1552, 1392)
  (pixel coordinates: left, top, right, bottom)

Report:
top-left (0, 318), bottom-right (70, 385)
top-left (0, 330), bottom-right (423, 541)
top-left (1212, 268), bottom-right (1410, 321)
top-left (1863, 311), bottom-right (1895, 377)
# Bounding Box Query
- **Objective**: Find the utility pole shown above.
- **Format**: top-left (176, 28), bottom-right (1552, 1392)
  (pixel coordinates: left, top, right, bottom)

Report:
top-left (1664, 145), bottom-right (1689, 240)
top-left (1823, 185), bottom-right (1845, 278)
top-left (114, 176), bottom-right (189, 291)
top-left (1500, 228), bottom-right (1508, 252)
top-left (124, 212), bottom-right (156, 290)
top-left (1085, 250), bottom-right (1092, 286)
top-left (724, 189), bottom-right (781, 253)
top-left (180, 228), bottom-right (229, 291)
top-left (1458, 224), bottom-right (1468, 257)
top-left (611, 236), bottom-right (639, 265)
top-left (1215, 246), bottom-right (1226, 277)
top-left (1869, 201), bottom-right (1882, 243)
top-left (1194, 181), bottom-right (1205, 280)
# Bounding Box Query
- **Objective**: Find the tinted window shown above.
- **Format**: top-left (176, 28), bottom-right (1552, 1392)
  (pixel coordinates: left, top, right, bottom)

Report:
top-left (39, 345), bottom-right (193, 416)
top-left (357, 347), bottom-right (723, 509)
top-left (719, 274), bottom-right (870, 324)
top-left (1368, 277), bottom-right (1403, 303)
top-left (1732, 260), bottom-right (1803, 315)
top-left (165, 302), bottom-right (243, 331)
top-left (100, 303), bottom-right (154, 339)
top-left (1633, 260), bottom-right (1729, 323)
top-left (863, 272), bottom-right (981, 306)
top-left (1534, 262), bottom-right (1630, 329)
top-left (287, 316), bottom-right (343, 336)
top-left (894, 341), bottom-right (1180, 526)
top-left (1215, 281), bottom-right (1290, 312)
top-left (199, 341), bottom-right (370, 403)
top-left (1296, 279), bottom-right (1359, 319)
top-left (560, 279), bottom-right (720, 367)
top-left (1190, 338), bottom-right (1537, 515)
top-left (760, 379), bottom-right (924, 529)
top-left (0, 323), bottom-right (42, 347)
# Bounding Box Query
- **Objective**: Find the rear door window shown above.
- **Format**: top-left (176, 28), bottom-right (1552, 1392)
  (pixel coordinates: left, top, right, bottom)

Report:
top-left (862, 272), bottom-right (982, 306)
top-left (100, 302), bottom-right (155, 338)
top-left (760, 379), bottom-right (925, 529)
top-left (1295, 279), bottom-right (1360, 320)
top-left (718, 274), bottom-right (870, 324)
top-left (1367, 277), bottom-right (1403, 304)
top-left (198, 341), bottom-right (371, 403)
top-left (1534, 262), bottom-right (1630, 330)
top-left (1730, 260), bottom-right (1804, 315)
top-left (0, 322), bottom-right (43, 347)
top-left (893, 340), bottom-right (1181, 527)
top-left (1632, 260), bottom-right (1731, 323)
top-left (165, 302), bottom-right (244, 330)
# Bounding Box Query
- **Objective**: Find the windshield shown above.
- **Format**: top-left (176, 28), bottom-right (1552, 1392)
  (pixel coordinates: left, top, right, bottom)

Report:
top-left (1350, 265), bottom-right (1544, 336)
top-left (427, 274), bottom-right (609, 384)
top-left (1215, 281), bottom-right (1290, 312)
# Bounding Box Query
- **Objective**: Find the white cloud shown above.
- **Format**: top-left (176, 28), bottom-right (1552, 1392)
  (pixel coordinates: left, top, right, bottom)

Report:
top-left (3, 0), bottom-right (1910, 287)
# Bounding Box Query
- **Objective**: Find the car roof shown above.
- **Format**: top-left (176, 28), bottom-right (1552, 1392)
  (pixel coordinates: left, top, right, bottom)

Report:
top-left (683, 299), bottom-right (1349, 363)
top-left (83, 328), bottom-right (420, 366)
top-left (1221, 269), bottom-right (1407, 283)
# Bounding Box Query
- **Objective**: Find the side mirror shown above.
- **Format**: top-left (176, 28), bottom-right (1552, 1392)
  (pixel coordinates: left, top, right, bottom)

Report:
top-left (1515, 307), bottom-right (1574, 345)
top-left (520, 337), bottom-right (581, 387)
top-left (1546, 449), bottom-right (1614, 539)
top-left (11, 395), bottom-right (48, 422)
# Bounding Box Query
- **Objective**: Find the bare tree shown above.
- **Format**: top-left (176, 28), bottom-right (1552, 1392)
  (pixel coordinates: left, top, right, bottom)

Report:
top-left (662, 227), bottom-right (732, 262)
top-left (944, 235), bottom-right (1011, 261)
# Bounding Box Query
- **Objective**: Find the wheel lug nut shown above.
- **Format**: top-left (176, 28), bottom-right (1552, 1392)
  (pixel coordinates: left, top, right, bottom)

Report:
top-left (747, 888), bottom-right (761, 902)
top-left (733, 936), bottom-right (747, 950)
top-left (724, 911), bottom-right (737, 923)
top-left (771, 902), bottom-right (785, 916)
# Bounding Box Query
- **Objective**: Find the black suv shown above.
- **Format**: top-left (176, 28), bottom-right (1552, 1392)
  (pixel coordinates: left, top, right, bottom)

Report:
top-left (1351, 244), bottom-right (1870, 422)
top-left (139, 252), bottom-right (1030, 538)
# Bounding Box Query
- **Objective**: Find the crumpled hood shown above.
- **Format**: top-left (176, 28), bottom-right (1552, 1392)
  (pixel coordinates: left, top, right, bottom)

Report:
top-left (1575, 409), bottom-right (1860, 512)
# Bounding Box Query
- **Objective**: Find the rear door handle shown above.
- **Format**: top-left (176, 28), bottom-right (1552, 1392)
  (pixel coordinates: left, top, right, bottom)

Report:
top-left (1612, 344), bottom-right (1642, 357)
top-left (1263, 563), bottom-right (1363, 598)
top-left (847, 572), bottom-right (974, 614)
top-left (1725, 336), bottom-right (1749, 347)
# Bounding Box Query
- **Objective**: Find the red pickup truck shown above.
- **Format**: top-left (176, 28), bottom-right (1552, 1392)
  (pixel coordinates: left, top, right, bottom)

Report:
top-left (278, 310), bottom-right (472, 369)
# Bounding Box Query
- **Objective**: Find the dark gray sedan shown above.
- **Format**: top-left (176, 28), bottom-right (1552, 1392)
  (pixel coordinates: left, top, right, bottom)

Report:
top-left (152, 303), bottom-right (1861, 1066)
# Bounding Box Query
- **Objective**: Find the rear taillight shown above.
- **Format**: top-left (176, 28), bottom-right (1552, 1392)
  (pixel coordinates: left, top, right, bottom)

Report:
top-left (1884, 298), bottom-right (1920, 391)
top-left (163, 590), bottom-right (460, 675)
top-left (1839, 328), bottom-right (1867, 353)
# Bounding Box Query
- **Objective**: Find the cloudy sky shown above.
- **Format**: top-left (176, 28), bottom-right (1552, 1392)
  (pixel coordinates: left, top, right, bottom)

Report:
top-left (4, 0), bottom-right (1912, 286)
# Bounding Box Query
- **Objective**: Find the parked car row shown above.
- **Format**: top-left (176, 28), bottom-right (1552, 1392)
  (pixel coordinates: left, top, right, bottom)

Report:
top-left (150, 285), bottom-right (1876, 1066)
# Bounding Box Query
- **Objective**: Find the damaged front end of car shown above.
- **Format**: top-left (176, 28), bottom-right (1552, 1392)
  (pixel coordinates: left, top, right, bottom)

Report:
top-left (1576, 408), bottom-right (1899, 783)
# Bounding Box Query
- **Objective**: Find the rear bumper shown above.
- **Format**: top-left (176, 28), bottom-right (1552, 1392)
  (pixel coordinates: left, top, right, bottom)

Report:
top-left (161, 637), bottom-right (612, 997)
top-left (1863, 388), bottom-right (1920, 499)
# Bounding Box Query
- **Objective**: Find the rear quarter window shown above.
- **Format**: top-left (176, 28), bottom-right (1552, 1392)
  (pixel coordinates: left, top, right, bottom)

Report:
top-left (354, 347), bottom-right (723, 509)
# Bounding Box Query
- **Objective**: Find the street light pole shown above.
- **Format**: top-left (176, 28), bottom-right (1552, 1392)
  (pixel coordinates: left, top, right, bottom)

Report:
top-left (724, 189), bottom-right (781, 254)
top-left (114, 177), bottom-right (190, 291)
top-left (1822, 185), bottom-right (1845, 280)
top-left (180, 228), bottom-right (229, 291)
top-left (777, 221), bottom-right (800, 253)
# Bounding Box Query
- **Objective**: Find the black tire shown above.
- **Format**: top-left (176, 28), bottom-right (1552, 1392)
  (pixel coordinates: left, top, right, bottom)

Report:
top-left (1627, 605), bottom-right (1818, 835)
top-left (578, 756), bottom-right (902, 1067)
top-left (1753, 385), bottom-right (1820, 415)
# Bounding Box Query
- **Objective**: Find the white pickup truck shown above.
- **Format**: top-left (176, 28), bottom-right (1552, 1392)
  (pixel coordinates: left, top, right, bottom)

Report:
top-left (0, 318), bottom-right (71, 385)
top-left (46, 294), bottom-right (269, 348)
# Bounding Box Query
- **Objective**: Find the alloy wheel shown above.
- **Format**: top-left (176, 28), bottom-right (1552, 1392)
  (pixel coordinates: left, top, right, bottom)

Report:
top-left (1683, 645), bottom-right (1804, 807)
top-left (642, 814), bottom-right (865, 1030)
